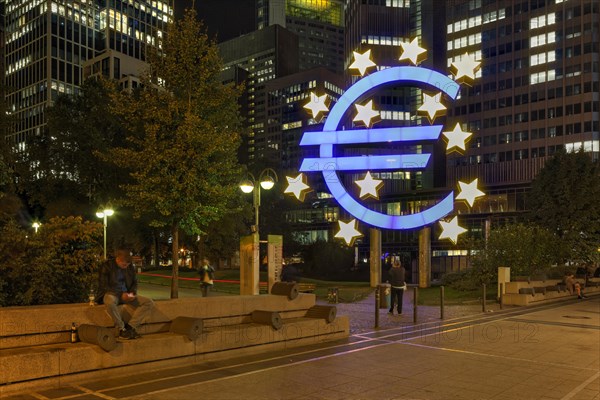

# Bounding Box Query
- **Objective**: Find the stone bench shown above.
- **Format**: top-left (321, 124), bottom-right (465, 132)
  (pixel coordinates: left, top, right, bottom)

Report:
top-left (0, 294), bottom-right (349, 396)
top-left (503, 279), bottom-right (600, 306)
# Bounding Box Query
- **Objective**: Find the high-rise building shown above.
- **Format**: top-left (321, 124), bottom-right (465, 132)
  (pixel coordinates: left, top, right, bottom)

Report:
top-left (2, 0), bottom-right (173, 145)
top-left (219, 24), bottom-right (299, 165)
top-left (257, 0), bottom-right (345, 74)
top-left (446, 0), bottom-right (600, 227)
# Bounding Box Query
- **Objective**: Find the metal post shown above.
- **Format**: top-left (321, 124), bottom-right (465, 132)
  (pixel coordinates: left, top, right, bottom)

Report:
top-left (103, 215), bottom-right (107, 259)
top-left (413, 286), bottom-right (418, 324)
top-left (499, 283), bottom-right (504, 310)
top-left (440, 285), bottom-right (445, 320)
top-left (253, 186), bottom-right (260, 237)
top-left (482, 283), bottom-right (487, 313)
top-left (374, 286), bottom-right (380, 328)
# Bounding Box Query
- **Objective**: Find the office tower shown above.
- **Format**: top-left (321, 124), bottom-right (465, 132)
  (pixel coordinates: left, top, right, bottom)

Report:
top-left (2, 0), bottom-right (173, 145)
top-left (257, 0), bottom-right (345, 74)
top-left (219, 24), bottom-right (299, 165)
top-left (446, 1), bottom-right (599, 223)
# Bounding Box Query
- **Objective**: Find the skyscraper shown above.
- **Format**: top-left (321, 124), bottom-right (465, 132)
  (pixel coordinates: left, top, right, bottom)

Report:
top-left (219, 24), bottom-right (299, 165)
top-left (446, 0), bottom-right (599, 223)
top-left (257, 0), bottom-right (345, 74)
top-left (2, 0), bottom-right (173, 145)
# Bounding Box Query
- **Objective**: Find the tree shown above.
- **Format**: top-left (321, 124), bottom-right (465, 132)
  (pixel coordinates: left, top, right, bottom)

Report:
top-left (527, 149), bottom-right (600, 266)
top-left (469, 223), bottom-right (560, 284)
top-left (108, 10), bottom-right (243, 298)
top-left (14, 78), bottom-right (127, 216)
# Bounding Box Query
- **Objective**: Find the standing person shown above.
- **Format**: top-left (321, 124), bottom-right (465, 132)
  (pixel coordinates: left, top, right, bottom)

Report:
top-left (388, 260), bottom-right (406, 315)
top-left (97, 248), bottom-right (155, 339)
top-left (199, 257), bottom-right (215, 297)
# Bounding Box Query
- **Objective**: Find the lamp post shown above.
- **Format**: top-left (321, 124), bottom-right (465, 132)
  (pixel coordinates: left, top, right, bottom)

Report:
top-left (239, 168), bottom-right (278, 238)
top-left (96, 206), bottom-right (114, 259)
top-left (32, 222), bottom-right (41, 234)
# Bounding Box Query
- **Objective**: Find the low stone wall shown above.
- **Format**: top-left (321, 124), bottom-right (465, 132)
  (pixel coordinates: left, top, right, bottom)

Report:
top-left (503, 278), bottom-right (600, 306)
top-left (0, 294), bottom-right (349, 395)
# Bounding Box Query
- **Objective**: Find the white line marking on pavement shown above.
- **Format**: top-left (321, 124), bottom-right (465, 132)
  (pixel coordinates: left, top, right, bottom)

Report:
top-left (401, 342), bottom-right (599, 372)
top-left (71, 384), bottom-right (117, 400)
top-left (561, 371), bottom-right (600, 400)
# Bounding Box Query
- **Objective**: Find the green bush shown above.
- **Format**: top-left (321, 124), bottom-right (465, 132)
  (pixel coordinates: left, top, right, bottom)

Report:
top-left (441, 270), bottom-right (480, 291)
top-left (301, 240), bottom-right (355, 279)
top-left (0, 216), bottom-right (103, 306)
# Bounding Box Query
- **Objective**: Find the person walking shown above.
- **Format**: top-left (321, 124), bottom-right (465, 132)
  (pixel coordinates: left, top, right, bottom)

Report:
top-left (388, 260), bottom-right (406, 315)
top-left (199, 257), bottom-right (215, 297)
top-left (97, 248), bottom-right (155, 339)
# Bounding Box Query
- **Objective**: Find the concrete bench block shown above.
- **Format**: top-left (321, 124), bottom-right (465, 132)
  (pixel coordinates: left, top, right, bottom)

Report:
top-left (0, 347), bottom-right (60, 384)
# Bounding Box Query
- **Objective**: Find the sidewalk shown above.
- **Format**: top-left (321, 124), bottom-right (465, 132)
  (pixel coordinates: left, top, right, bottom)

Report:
top-left (319, 288), bottom-right (502, 334)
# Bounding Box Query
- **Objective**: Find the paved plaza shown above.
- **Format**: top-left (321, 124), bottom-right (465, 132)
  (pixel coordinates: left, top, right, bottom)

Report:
top-left (4, 288), bottom-right (599, 400)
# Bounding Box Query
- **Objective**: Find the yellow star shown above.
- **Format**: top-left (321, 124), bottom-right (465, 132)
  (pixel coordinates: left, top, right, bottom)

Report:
top-left (450, 53), bottom-right (481, 86)
top-left (303, 92), bottom-right (330, 120)
top-left (399, 38), bottom-right (427, 66)
top-left (442, 123), bottom-right (472, 153)
top-left (334, 219), bottom-right (363, 246)
top-left (355, 171), bottom-right (384, 199)
top-left (284, 173), bottom-right (312, 201)
top-left (353, 100), bottom-right (380, 127)
top-left (439, 216), bottom-right (467, 244)
top-left (455, 179), bottom-right (485, 207)
top-left (349, 49), bottom-right (376, 76)
top-left (417, 92), bottom-right (446, 123)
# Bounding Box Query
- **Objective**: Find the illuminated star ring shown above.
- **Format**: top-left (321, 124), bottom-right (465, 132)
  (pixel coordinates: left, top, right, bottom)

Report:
top-left (300, 66), bottom-right (459, 230)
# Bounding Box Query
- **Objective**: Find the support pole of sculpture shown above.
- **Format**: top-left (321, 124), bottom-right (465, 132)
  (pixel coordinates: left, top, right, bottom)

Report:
top-left (370, 228), bottom-right (381, 288)
top-left (240, 233), bottom-right (260, 295)
top-left (418, 226), bottom-right (431, 288)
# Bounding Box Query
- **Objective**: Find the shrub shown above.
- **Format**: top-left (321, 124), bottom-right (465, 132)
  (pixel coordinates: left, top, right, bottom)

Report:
top-left (0, 216), bottom-right (103, 306)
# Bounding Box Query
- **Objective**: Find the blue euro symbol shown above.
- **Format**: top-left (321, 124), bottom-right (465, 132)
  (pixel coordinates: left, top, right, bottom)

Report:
top-left (299, 66), bottom-right (459, 229)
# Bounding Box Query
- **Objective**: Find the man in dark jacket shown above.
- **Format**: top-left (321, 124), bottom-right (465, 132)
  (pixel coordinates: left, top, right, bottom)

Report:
top-left (388, 260), bottom-right (406, 315)
top-left (97, 248), bottom-right (154, 339)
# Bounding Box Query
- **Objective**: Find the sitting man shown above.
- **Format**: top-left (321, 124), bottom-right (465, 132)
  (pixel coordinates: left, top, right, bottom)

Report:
top-left (97, 248), bottom-right (155, 339)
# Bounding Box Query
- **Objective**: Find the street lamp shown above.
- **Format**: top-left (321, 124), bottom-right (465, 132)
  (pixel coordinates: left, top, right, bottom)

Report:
top-left (96, 206), bottom-right (114, 259)
top-left (239, 168), bottom-right (278, 238)
top-left (32, 222), bottom-right (41, 233)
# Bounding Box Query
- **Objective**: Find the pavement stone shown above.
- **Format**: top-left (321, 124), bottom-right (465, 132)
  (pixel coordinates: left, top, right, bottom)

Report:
top-left (5, 284), bottom-right (596, 400)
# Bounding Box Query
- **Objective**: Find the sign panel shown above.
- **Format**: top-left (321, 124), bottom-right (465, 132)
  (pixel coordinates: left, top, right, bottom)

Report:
top-left (267, 235), bottom-right (283, 293)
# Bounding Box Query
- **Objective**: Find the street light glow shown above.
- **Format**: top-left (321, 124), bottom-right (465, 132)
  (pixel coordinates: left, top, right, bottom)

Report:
top-left (96, 206), bottom-right (114, 259)
top-left (260, 175), bottom-right (275, 190)
top-left (239, 180), bottom-right (255, 193)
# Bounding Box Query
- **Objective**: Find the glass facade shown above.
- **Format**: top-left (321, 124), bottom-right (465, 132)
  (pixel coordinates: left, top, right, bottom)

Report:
top-left (2, 0), bottom-right (173, 145)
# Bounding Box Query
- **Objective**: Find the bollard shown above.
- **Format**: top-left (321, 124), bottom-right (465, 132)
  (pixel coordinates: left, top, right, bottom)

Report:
top-left (251, 310), bottom-right (283, 330)
top-left (499, 282), bottom-right (504, 310)
top-left (374, 286), bottom-right (380, 328)
top-left (440, 285), bottom-right (445, 320)
top-left (413, 286), bottom-right (418, 324)
top-left (271, 282), bottom-right (299, 300)
top-left (482, 283), bottom-right (487, 313)
top-left (305, 305), bottom-right (337, 323)
top-left (170, 316), bottom-right (203, 340)
top-left (77, 324), bottom-right (117, 352)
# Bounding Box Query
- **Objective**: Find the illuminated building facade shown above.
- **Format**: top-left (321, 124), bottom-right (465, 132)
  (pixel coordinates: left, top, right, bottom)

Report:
top-left (446, 0), bottom-right (600, 229)
top-left (1, 0), bottom-right (173, 145)
top-left (257, 0), bottom-right (345, 74)
top-left (219, 24), bottom-right (299, 165)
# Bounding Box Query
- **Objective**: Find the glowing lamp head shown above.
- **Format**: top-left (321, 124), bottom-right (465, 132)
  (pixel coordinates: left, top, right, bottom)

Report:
top-left (239, 180), bottom-right (255, 193)
top-left (260, 176), bottom-right (275, 190)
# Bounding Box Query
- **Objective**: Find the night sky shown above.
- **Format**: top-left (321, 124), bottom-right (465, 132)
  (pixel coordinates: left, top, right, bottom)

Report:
top-left (173, 0), bottom-right (257, 42)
